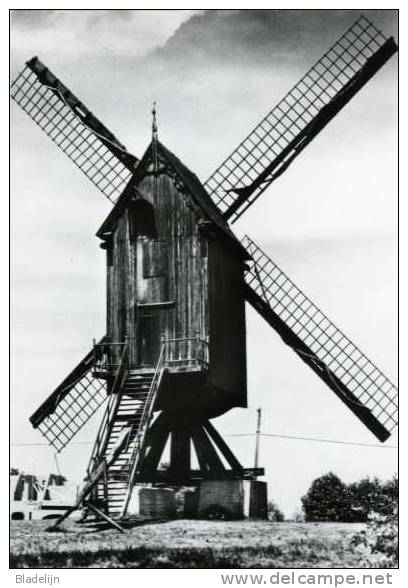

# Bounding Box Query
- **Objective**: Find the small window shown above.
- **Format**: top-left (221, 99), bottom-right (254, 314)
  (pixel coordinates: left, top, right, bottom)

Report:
top-left (129, 198), bottom-right (157, 240)
top-left (143, 240), bottom-right (167, 278)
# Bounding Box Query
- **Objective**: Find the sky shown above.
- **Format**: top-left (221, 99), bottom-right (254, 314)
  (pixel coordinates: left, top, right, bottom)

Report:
top-left (10, 9), bottom-right (398, 517)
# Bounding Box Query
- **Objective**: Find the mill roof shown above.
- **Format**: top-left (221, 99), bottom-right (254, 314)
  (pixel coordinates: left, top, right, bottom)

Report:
top-left (96, 140), bottom-right (249, 259)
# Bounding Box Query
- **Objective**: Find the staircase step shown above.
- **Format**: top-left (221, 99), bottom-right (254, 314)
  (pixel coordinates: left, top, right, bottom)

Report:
top-left (117, 406), bottom-right (143, 411)
top-left (121, 392), bottom-right (149, 397)
top-left (122, 392), bottom-right (148, 396)
top-left (106, 485), bottom-right (127, 490)
top-left (107, 498), bottom-right (127, 503)
top-left (83, 368), bottom-right (159, 522)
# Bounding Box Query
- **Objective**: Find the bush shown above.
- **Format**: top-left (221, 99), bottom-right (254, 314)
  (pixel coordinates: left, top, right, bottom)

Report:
top-left (351, 475), bottom-right (398, 567)
top-left (200, 505), bottom-right (234, 520)
top-left (267, 501), bottom-right (285, 522)
top-left (379, 475), bottom-right (398, 516)
top-left (351, 505), bottom-right (398, 568)
top-left (291, 510), bottom-right (305, 523)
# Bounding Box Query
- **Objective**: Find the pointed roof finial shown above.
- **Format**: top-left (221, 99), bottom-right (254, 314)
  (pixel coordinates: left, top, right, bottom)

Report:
top-left (152, 101), bottom-right (158, 142)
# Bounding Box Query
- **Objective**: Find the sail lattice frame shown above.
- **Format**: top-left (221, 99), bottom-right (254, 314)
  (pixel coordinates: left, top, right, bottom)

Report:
top-left (36, 375), bottom-right (107, 452)
top-left (30, 341), bottom-right (108, 452)
top-left (205, 16), bottom-right (395, 223)
top-left (243, 235), bottom-right (397, 438)
top-left (11, 60), bottom-right (134, 203)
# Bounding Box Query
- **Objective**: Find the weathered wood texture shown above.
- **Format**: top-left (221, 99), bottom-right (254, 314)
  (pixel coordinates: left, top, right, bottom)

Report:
top-left (103, 159), bottom-right (247, 415)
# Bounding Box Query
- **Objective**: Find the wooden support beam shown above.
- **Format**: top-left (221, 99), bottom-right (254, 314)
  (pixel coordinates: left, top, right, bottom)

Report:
top-left (191, 429), bottom-right (210, 471)
top-left (134, 467), bottom-right (264, 483)
top-left (191, 426), bottom-right (225, 473)
top-left (138, 413), bottom-right (171, 474)
top-left (170, 427), bottom-right (191, 476)
top-left (83, 501), bottom-right (126, 533)
top-left (203, 420), bottom-right (243, 471)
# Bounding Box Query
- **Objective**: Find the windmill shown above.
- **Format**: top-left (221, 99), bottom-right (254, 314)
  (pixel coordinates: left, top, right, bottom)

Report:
top-left (11, 15), bottom-right (398, 528)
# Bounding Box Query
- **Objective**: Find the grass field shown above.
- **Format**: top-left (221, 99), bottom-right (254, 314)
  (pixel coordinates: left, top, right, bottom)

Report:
top-left (10, 519), bottom-right (369, 568)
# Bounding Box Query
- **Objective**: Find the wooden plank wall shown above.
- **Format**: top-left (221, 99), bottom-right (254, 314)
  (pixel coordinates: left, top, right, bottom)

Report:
top-left (107, 171), bottom-right (209, 368)
top-left (105, 166), bottom-right (246, 409)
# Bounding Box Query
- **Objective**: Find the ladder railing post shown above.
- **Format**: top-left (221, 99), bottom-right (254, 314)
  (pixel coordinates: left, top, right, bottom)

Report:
top-left (86, 342), bottom-right (128, 479)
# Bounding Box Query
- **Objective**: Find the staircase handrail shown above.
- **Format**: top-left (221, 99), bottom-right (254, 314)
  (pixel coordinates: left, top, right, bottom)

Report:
top-left (139, 344), bottom-right (165, 437)
top-left (86, 342), bottom-right (128, 477)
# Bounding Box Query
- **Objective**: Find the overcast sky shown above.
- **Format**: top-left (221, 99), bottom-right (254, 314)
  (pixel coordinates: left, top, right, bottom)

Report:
top-left (10, 9), bottom-right (397, 517)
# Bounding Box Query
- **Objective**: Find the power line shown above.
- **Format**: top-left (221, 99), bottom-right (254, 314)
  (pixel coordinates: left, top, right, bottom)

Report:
top-left (11, 433), bottom-right (397, 450)
top-left (258, 433), bottom-right (396, 449)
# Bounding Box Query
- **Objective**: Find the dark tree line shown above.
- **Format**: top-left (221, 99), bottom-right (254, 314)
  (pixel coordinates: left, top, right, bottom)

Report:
top-left (301, 472), bottom-right (398, 522)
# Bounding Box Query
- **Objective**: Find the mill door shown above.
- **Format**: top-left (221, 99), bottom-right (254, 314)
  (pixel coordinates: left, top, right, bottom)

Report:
top-left (138, 310), bottom-right (160, 367)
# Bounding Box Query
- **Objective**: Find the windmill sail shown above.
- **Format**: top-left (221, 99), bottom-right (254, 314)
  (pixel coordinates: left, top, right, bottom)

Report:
top-left (30, 338), bottom-right (107, 452)
top-left (242, 235), bottom-right (397, 442)
top-left (11, 57), bottom-right (137, 203)
top-left (205, 16), bottom-right (397, 223)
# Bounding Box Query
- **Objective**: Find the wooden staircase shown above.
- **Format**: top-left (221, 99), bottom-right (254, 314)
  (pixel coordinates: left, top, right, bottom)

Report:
top-left (47, 345), bottom-right (167, 531)
top-left (91, 372), bottom-right (154, 518)
top-left (78, 344), bottom-right (167, 524)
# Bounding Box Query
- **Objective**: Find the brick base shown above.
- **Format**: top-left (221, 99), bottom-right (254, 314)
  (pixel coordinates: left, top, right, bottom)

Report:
top-left (197, 480), bottom-right (268, 520)
top-left (138, 487), bottom-right (177, 518)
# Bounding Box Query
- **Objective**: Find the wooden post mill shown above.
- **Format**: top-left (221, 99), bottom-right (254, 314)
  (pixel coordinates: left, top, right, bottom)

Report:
top-left (11, 15), bottom-right (398, 529)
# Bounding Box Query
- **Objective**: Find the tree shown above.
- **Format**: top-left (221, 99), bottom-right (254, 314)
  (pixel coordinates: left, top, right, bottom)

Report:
top-left (301, 472), bottom-right (349, 522)
top-left (346, 476), bottom-right (398, 522)
top-left (302, 473), bottom-right (399, 523)
top-left (346, 477), bottom-right (383, 522)
top-left (267, 500), bottom-right (285, 522)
